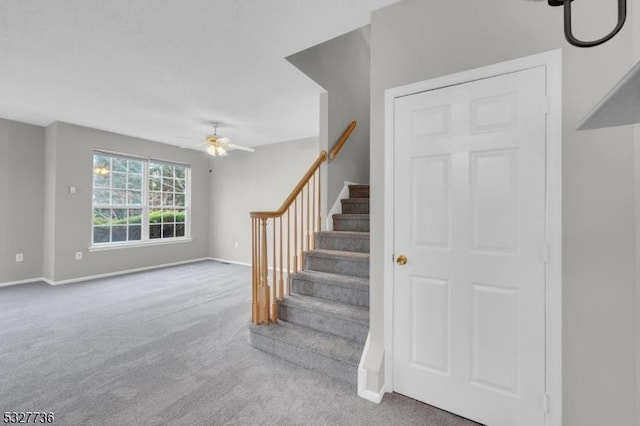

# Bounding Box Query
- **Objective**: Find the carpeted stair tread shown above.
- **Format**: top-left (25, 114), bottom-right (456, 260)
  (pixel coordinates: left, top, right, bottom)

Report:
top-left (341, 198), bottom-right (370, 214)
top-left (278, 294), bottom-right (369, 343)
top-left (315, 230), bottom-right (370, 239)
top-left (289, 270), bottom-right (369, 289)
top-left (332, 214), bottom-right (370, 232)
top-left (249, 321), bottom-right (363, 366)
top-left (314, 231), bottom-right (370, 253)
top-left (306, 249), bottom-right (369, 260)
top-left (332, 213), bottom-right (370, 219)
top-left (304, 249), bottom-right (369, 278)
top-left (279, 294), bottom-right (369, 326)
top-left (289, 270), bottom-right (369, 307)
top-left (348, 185), bottom-right (370, 199)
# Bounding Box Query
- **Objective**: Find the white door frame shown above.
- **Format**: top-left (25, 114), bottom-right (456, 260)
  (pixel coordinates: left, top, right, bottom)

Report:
top-left (383, 49), bottom-right (562, 426)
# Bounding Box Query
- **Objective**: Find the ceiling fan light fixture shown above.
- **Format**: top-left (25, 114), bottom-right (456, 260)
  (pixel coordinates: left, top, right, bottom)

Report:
top-left (207, 144), bottom-right (228, 156)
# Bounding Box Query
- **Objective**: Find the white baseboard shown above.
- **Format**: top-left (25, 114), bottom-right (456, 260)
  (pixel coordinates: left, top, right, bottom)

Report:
top-left (208, 257), bottom-right (251, 267)
top-left (358, 333), bottom-right (385, 403)
top-left (0, 277), bottom-right (46, 288)
top-left (46, 257), bottom-right (212, 286)
top-left (326, 181), bottom-right (360, 230)
top-left (1, 257), bottom-right (251, 288)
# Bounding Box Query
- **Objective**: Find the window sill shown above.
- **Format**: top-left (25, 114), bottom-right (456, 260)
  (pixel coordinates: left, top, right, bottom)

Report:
top-left (88, 237), bottom-right (193, 252)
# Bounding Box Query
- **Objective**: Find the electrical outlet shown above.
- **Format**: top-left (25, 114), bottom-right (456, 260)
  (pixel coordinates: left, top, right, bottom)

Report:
top-left (15, 253), bottom-right (24, 262)
top-left (75, 252), bottom-right (83, 260)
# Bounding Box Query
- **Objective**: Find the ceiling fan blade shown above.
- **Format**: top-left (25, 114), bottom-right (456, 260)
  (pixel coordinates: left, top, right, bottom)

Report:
top-left (218, 136), bottom-right (231, 144)
top-left (180, 142), bottom-right (206, 148)
top-left (227, 143), bottom-right (255, 153)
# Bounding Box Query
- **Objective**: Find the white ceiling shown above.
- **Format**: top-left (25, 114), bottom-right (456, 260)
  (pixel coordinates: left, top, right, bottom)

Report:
top-left (0, 0), bottom-right (399, 150)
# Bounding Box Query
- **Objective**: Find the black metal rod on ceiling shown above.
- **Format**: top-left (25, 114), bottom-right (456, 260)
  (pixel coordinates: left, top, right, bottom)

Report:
top-left (553, 0), bottom-right (627, 48)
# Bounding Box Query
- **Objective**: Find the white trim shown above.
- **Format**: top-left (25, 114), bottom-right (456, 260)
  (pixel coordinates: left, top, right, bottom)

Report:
top-left (383, 49), bottom-right (563, 426)
top-left (208, 257), bottom-right (252, 267)
top-left (358, 333), bottom-right (384, 403)
top-left (46, 257), bottom-right (211, 286)
top-left (0, 277), bottom-right (46, 288)
top-left (89, 237), bottom-right (193, 252)
top-left (325, 181), bottom-right (360, 230)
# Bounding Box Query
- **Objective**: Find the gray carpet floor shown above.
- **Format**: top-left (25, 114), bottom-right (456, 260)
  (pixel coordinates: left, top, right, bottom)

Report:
top-left (0, 260), bottom-right (478, 426)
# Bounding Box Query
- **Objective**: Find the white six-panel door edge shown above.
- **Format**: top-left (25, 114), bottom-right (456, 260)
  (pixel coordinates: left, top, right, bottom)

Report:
top-left (383, 49), bottom-right (562, 426)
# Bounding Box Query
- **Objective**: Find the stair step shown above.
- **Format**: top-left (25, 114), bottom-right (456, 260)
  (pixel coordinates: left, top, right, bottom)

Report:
top-left (341, 198), bottom-right (370, 214)
top-left (349, 185), bottom-right (369, 199)
top-left (304, 249), bottom-right (369, 278)
top-left (314, 231), bottom-right (369, 253)
top-left (278, 294), bottom-right (369, 344)
top-left (333, 214), bottom-right (370, 232)
top-left (248, 321), bottom-right (362, 386)
top-left (290, 270), bottom-right (369, 307)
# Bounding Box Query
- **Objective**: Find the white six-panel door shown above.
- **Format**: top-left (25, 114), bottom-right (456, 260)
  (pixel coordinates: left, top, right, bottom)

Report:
top-left (393, 66), bottom-right (548, 426)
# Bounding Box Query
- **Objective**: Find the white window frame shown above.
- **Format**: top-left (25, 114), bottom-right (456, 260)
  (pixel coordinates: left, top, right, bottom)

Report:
top-left (90, 150), bottom-right (192, 251)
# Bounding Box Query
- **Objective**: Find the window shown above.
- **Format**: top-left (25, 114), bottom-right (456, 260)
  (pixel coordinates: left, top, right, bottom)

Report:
top-left (92, 152), bottom-right (190, 246)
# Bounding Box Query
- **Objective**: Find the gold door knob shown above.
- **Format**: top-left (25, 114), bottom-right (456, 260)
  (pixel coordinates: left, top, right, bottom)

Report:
top-left (396, 255), bottom-right (407, 265)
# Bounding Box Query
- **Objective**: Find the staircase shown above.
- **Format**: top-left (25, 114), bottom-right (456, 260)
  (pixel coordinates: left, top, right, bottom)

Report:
top-left (249, 184), bottom-right (370, 386)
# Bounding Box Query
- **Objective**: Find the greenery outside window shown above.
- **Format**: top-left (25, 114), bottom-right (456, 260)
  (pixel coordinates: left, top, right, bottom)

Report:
top-left (92, 152), bottom-right (191, 246)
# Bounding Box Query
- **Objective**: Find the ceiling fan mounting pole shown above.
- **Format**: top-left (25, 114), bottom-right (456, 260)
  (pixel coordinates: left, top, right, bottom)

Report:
top-left (546, 0), bottom-right (627, 48)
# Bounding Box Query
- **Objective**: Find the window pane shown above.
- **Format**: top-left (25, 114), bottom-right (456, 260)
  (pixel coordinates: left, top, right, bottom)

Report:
top-left (128, 160), bottom-right (142, 174)
top-left (162, 164), bottom-right (174, 178)
top-left (162, 178), bottom-right (174, 193)
top-left (163, 210), bottom-right (176, 223)
top-left (149, 209), bottom-right (162, 224)
top-left (176, 223), bottom-right (185, 237)
top-left (128, 174), bottom-right (142, 190)
top-left (127, 191), bottom-right (142, 205)
top-left (129, 225), bottom-right (142, 241)
top-left (175, 179), bottom-right (185, 192)
top-left (93, 208), bottom-right (111, 225)
top-left (149, 176), bottom-right (161, 191)
top-left (94, 189), bottom-right (110, 205)
top-left (149, 192), bottom-right (162, 206)
top-left (113, 158), bottom-right (128, 172)
top-left (93, 174), bottom-right (110, 188)
top-left (128, 209), bottom-right (142, 224)
top-left (149, 163), bottom-right (162, 179)
top-left (175, 209), bottom-right (185, 224)
top-left (112, 226), bottom-right (127, 242)
top-left (175, 167), bottom-right (185, 179)
top-left (112, 209), bottom-right (127, 223)
top-left (149, 224), bottom-right (161, 239)
top-left (162, 224), bottom-right (175, 238)
top-left (163, 193), bottom-right (174, 207)
top-left (94, 226), bottom-right (110, 243)
top-left (112, 190), bottom-right (126, 205)
top-left (175, 194), bottom-right (185, 207)
top-left (112, 172), bottom-right (127, 189)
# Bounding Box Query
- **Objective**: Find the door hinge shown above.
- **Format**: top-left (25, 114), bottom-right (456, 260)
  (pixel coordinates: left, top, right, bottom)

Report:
top-left (543, 392), bottom-right (550, 414)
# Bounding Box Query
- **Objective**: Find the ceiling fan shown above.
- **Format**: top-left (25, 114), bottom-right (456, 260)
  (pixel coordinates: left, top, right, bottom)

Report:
top-left (180, 123), bottom-right (255, 156)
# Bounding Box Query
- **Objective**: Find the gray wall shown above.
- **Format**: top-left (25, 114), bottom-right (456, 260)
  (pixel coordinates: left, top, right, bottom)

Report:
top-left (369, 1), bottom-right (637, 425)
top-left (0, 118), bottom-right (45, 283)
top-left (209, 137), bottom-right (318, 264)
top-left (44, 122), bottom-right (210, 282)
top-left (633, 2), bottom-right (640, 423)
top-left (287, 26), bottom-right (370, 211)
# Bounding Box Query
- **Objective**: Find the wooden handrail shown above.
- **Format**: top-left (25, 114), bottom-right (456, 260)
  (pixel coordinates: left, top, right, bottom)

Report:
top-left (250, 120), bottom-right (356, 325)
top-left (328, 120), bottom-right (357, 160)
top-left (250, 151), bottom-right (327, 219)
